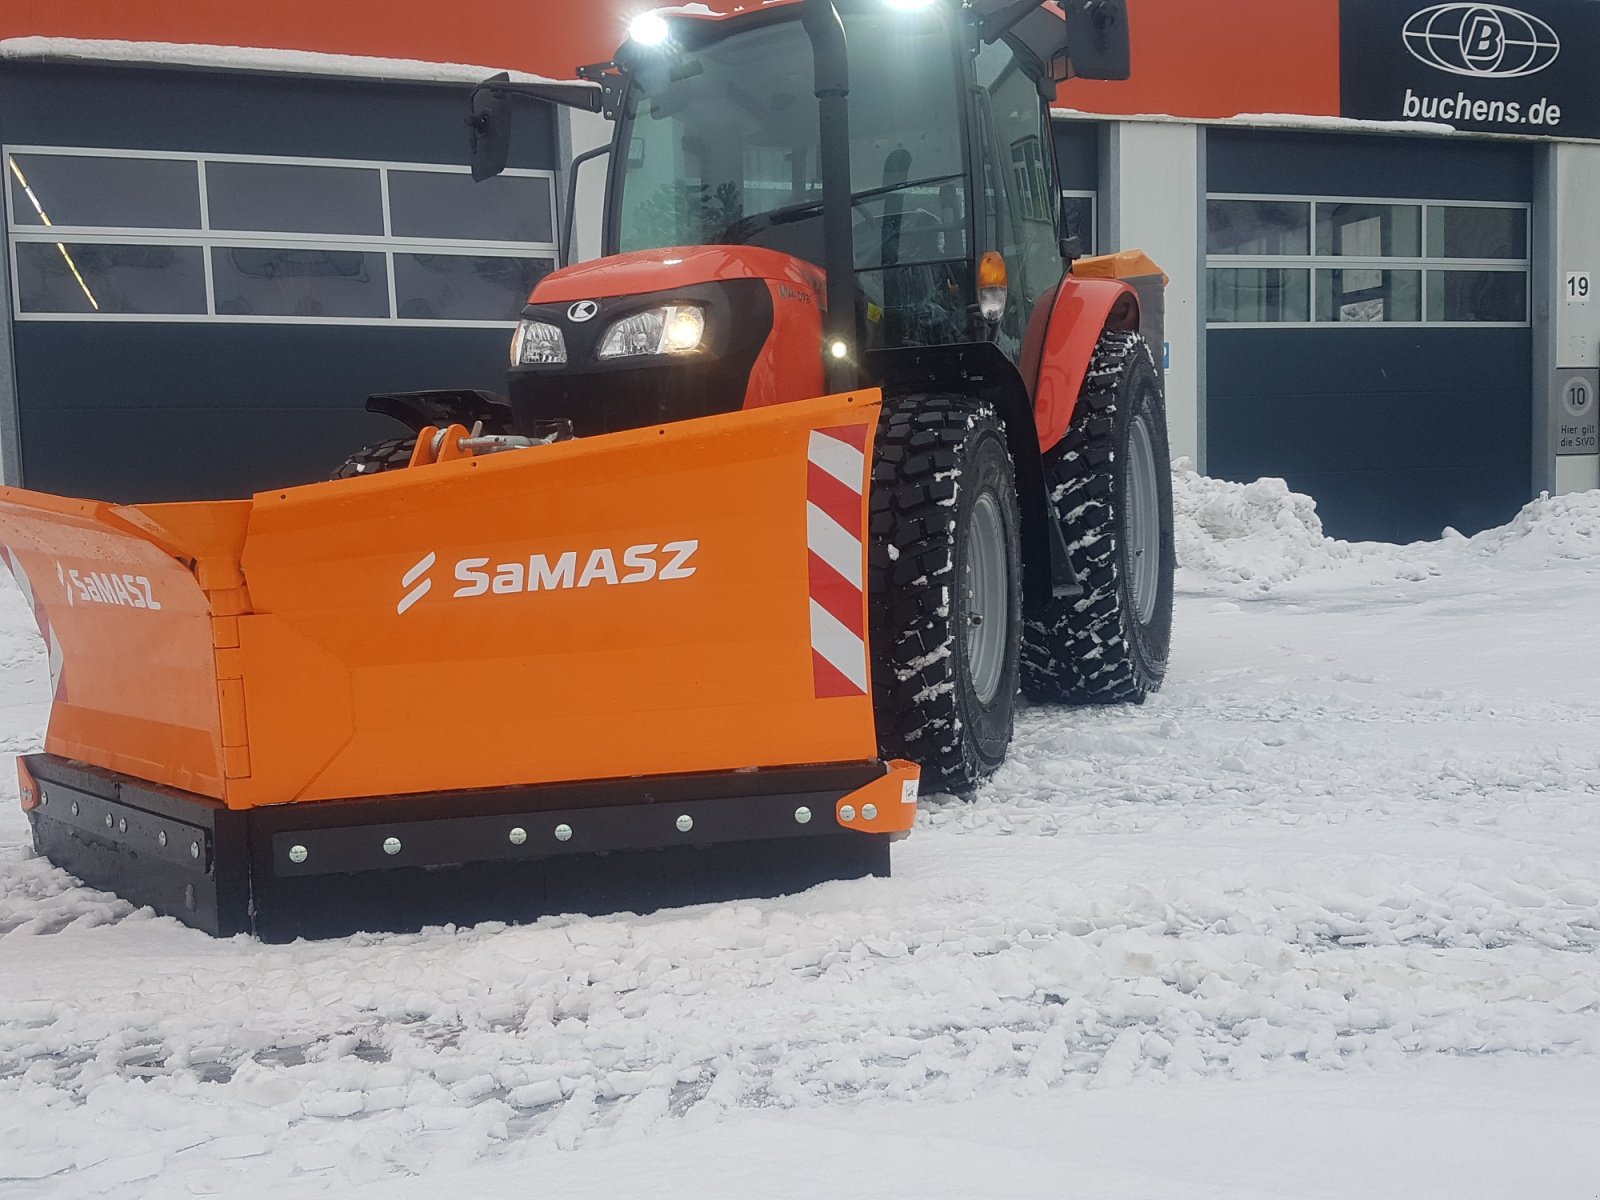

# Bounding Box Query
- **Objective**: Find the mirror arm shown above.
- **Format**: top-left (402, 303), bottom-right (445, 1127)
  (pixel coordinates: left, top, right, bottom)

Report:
top-left (974, 0), bottom-right (1046, 43)
top-left (560, 144), bottom-right (612, 267)
top-left (468, 71), bottom-right (604, 116)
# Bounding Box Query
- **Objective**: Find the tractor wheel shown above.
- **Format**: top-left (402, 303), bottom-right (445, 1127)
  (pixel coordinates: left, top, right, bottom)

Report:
top-left (328, 437), bottom-right (415, 480)
top-left (868, 395), bottom-right (1022, 794)
top-left (1020, 330), bottom-right (1174, 704)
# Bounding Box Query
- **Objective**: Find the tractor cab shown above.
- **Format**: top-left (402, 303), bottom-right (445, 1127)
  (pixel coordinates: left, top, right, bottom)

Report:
top-left (467, 0), bottom-right (1135, 438)
top-left (609, 6), bottom-right (983, 354)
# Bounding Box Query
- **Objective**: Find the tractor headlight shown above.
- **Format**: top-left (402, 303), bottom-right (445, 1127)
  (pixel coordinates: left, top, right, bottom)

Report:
top-left (511, 319), bottom-right (566, 365)
top-left (596, 305), bottom-right (706, 360)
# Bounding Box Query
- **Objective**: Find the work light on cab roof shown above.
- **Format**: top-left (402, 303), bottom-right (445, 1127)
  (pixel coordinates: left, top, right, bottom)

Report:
top-left (627, 12), bottom-right (673, 47)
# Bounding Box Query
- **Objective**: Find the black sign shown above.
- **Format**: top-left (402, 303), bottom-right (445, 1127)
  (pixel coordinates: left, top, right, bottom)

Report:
top-left (1342, 0), bottom-right (1600, 140)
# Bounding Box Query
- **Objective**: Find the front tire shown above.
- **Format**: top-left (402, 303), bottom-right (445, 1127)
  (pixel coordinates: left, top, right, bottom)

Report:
top-left (868, 395), bottom-right (1023, 793)
top-left (328, 437), bottom-right (415, 480)
top-left (1021, 330), bottom-right (1175, 704)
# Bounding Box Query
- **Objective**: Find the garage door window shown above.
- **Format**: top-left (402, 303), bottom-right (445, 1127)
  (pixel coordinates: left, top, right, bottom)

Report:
top-left (1207, 194), bottom-right (1528, 328)
top-left (14, 241), bottom-right (206, 316)
top-left (4, 147), bottom-right (557, 326)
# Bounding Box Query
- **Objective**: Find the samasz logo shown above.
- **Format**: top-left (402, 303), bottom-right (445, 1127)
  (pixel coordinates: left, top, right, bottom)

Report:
top-left (62, 566), bottom-right (162, 611)
top-left (1403, 4), bottom-right (1560, 78)
top-left (397, 541), bottom-right (698, 615)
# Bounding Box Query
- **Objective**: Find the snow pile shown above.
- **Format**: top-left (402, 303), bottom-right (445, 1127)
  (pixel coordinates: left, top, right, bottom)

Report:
top-left (1467, 489), bottom-right (1600, 565)
top-left (1174, 465), bottom-right (1600, 594)
top-left (1171, 463), bottom-right (1431, 593)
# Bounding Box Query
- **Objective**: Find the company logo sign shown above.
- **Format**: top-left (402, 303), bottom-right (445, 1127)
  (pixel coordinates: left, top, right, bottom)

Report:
top-left (1402, 4), bottom-right (1560, 78)
top-left (58, 561), bottom-right (162, 611)
top-left (397, 541), bottom-right (699, 615)
top-left (567, 300), bottom-right (600, 322)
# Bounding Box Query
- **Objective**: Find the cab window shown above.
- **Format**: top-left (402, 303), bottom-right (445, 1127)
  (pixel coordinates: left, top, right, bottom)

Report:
top-left (975, 39), bottom-right (1063, 349)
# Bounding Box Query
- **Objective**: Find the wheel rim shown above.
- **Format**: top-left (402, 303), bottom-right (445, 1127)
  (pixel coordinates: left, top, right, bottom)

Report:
top-left (1125, 410), bottom-right (1162, 627)
top-left (964, 490), bottom-right (1007, 705)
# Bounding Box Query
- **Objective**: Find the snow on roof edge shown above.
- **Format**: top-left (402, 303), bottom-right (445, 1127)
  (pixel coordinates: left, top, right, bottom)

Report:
top-left (0, 37), bottom-right (596, 90)
top-left (1049, 106), bottom-right (1455, 137)
top-left (1049, 104), bottom-right (1600, 144)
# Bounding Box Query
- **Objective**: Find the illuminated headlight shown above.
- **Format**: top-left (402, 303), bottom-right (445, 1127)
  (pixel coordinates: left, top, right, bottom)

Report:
top-left (511, 319), bottom-right (566, 365)
top-left (597, 305), bottom-right (706, 360)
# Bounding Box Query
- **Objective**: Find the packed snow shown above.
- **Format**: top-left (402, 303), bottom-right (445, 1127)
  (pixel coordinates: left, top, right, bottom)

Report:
top-left (1, 472), bottom-right (1598, 1198)
top-left (0, 37), bottom-right (589, 89)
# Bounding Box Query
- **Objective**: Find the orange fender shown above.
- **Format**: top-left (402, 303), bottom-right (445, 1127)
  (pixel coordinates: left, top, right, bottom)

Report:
top-left (1025, 276), bottom-right (1139, 455)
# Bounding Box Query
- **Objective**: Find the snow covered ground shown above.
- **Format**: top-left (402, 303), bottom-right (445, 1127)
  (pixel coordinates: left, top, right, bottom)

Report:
top-left (2, 471), bottom-right (1598, 1198)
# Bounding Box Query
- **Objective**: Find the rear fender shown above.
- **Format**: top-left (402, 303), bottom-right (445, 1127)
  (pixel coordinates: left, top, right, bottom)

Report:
top-left (1024, 276), bottom-right (1139, 455)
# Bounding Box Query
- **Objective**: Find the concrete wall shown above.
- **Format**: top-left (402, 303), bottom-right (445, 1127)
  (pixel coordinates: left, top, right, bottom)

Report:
top-left (1102, 121), bottom-right (1203, 467)
top-left (1538, 142), bottom-right (1600, 495)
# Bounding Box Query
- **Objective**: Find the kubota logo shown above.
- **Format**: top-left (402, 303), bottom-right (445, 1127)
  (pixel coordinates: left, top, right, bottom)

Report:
top-left (1402, 4), bottom-right (1560, 78)
top-left (397, 541), bottom-right (699, 615)
top-left (567, 300), bottom-right (599, 322)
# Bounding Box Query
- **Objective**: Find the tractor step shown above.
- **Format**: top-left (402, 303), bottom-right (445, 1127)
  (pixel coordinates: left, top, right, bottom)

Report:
top-left (22, 755), bottom-right (900, 941)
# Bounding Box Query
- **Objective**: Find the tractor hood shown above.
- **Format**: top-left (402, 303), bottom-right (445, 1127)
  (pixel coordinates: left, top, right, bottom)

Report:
top-left (530, 245), bottom-right (825, 305)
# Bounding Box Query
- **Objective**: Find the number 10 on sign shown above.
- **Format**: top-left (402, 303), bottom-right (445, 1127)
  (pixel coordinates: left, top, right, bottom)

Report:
top-left (1568, 273), bottom-right (1591, 303)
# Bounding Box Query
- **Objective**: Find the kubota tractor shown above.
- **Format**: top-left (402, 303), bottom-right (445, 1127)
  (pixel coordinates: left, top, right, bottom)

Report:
top-left (0, 0), bottom-right (1173, 939)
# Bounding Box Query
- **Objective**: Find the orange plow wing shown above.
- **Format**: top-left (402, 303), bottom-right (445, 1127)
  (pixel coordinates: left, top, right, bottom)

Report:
top-left (0, 390), bottom-right (888, 812)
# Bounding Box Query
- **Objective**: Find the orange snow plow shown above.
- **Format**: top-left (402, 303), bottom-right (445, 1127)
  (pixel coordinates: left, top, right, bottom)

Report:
top-left (2, 391), bottom-right (919, 938)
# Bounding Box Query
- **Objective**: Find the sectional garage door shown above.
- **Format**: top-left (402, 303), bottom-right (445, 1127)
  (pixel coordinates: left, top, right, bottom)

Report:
top-left (1, 63), bottom-right (559, 502)
top-left (1205, 130), bottom-right (1534, 543)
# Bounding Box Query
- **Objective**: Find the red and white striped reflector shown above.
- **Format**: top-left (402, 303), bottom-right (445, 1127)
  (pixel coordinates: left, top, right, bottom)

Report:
top-left (806, 425), bottom-right (870, 698)
top-left (0, 546), bottom-right (67, 703)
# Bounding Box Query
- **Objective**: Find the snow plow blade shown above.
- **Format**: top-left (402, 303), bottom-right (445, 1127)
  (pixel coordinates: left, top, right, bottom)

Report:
top-left (0, 390), bottom-right (920, 938)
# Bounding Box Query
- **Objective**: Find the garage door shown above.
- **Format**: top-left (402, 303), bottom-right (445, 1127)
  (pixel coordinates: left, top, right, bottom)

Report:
top-left (1206, 130), bottom-right (1534, 543)
top-left (1, 63), bottom-right (558, 502)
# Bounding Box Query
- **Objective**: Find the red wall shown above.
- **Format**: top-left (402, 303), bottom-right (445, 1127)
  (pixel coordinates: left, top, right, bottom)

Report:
top-left (0, 0), bottom-right (1340, 120)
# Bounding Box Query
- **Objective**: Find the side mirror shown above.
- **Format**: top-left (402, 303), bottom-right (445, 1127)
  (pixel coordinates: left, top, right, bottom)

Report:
top-left (468, 74), bottom-right (513, 182)
top-left (1064, 0), bottom-right (1131, 82)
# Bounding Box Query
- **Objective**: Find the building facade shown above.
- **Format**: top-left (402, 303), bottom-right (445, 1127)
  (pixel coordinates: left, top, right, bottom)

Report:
top-left (2, 0), bottom-right (1597, 541)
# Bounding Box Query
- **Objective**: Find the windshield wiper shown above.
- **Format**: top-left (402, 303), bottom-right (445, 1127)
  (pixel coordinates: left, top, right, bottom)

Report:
top-left (717, 172), bottom-right (963, 245)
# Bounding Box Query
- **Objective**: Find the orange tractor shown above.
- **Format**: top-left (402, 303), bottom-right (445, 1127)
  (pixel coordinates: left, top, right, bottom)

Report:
top-left (0, 0), bottom-right (1172, 938)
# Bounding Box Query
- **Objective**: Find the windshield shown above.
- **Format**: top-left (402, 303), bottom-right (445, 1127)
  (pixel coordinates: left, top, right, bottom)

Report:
top-left (615, 12), bottom-right (969, 277)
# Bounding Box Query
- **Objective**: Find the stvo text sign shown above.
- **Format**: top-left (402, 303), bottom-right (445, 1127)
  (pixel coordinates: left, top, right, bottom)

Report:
top-left (1341, 0), bottom-right (1600, 139)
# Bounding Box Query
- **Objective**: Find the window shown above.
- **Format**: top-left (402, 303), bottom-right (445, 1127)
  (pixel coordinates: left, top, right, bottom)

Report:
top-left (1061, 192), bottom-right (1095, 256)
top-left (205, 162), bottom-right (384, 236)
top-left (1207, 199), bottom-right (1309, 257)
top-left (212, 247), bottom-right (390, 319)
top-left (976, 37), bottom-right (1062, 346)
top-left (1208, 268), bottom-right (1309, 324)
top-left (6, 153), bottom-right (201, 230)
top-left (5, 147), bottom-right (558, 325)
top-left (15, 242), bottom-right (206, 315)
top-left (1206, 193), bottom-right (1529, 327)
top-left (1425, 205), bottom-right (1527, 259)
top-left (1316, 269), bottom-right (1420, 323)
top-left (394, 253), bottom-right (553, 321)
top-left (388, 171), bottom-right (553, 244)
